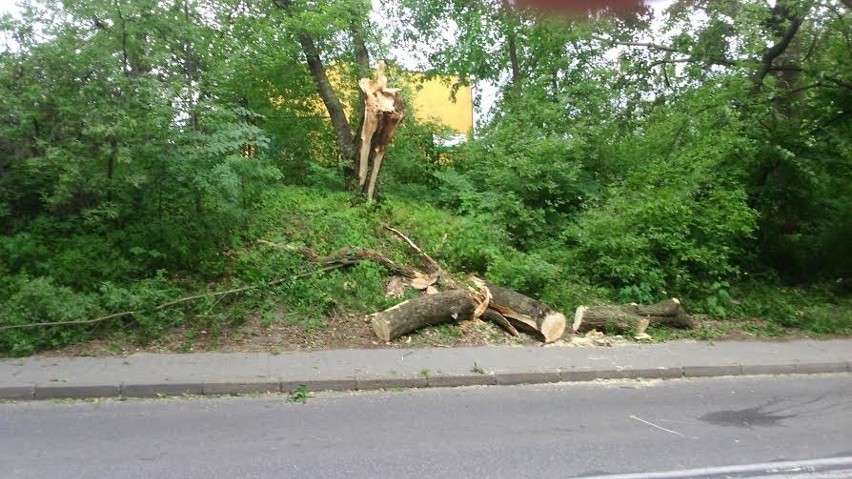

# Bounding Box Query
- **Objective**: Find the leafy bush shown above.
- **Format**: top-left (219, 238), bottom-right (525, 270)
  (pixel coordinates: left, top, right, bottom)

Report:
top-left (560, 89), bottom-right (759, 299)
top-left (0, 273), bottom-right (182, 356)
top-left (727, 281), bottom-right (852, 335)
top-left (0, 276), bottom-right (102, 356)
top-left (564, 184), bottom-right (756, 297)
top-left (487, 250), bottom-right (559, 296)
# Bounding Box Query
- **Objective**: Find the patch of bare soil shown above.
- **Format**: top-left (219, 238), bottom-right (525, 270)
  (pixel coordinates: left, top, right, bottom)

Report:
top-left (42, 313), bottom-right (543, 357)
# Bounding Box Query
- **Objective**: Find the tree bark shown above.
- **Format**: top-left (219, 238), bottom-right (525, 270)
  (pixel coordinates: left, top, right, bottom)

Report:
top-left (506, 26), bottom-right (521, 87)
top-left (482, 308), bottom-right (520, 337)
top-left (485, 283), bottom-right (566, 342)
top-left (350, 5), bottom-right (371, 75)
top-left (257, 240), bottom-right (423, 279)
top-left (298, 33), bottom-right (355, 161)
top-left (273, 0), bottom-right (356, 162)
top-left (347, 3), bottom-right (372, 185)
top-left (355, 62), bottom-right (404, 201)
top-left (572, 298), bottom-right (694, 334)
top-left (501, 0), bottom-right (521, 91)
top-left (371, 290), bottom-right (475, 342)
top-left (751, 0), bottom-right (806, 92)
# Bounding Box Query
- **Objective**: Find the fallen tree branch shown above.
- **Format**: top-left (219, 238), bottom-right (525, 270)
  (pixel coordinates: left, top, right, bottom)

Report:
top-left (0, 235), bottom-right (436, 332)
top-left (0, 311), bottom-right (140, 332)
top-left (382, 225), bottom-right (465, 293)
top-left (383, 225), bottom-right (442, 274)
top-left (258, 239), bottom-right (423, 279)
top-left (0, 264), bottom-right (347, 332)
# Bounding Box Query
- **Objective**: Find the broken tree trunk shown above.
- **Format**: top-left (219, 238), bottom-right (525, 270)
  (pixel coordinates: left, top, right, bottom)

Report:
top-left (572, 298), bottom-right (695, 334)
top-left (372, 289), bottom-right (475, 342)
top-left (484, 283), bottom-right (566, 343)
top-left (356, 61), bottom-right (404, 201)
top-left (481, 309), bottom-right (520, 337)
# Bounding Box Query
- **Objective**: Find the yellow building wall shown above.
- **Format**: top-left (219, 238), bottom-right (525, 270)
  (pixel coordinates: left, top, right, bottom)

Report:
top-left (277, 65), bottom-right (474, 137)
top-left (406, 74), bottom-right (474, 136)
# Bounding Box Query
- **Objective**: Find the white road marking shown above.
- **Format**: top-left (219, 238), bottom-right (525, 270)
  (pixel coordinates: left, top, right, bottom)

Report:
top-left (577, 456), bottom-right (852, 479)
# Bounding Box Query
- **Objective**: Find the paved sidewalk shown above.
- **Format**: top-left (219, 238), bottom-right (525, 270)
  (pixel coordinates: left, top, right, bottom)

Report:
top-left (1, 339), bottom-right (850, 400)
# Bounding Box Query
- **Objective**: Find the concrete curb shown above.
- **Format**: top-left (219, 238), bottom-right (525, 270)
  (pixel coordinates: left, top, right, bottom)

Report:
top-left (2, 360), bottom-right (848, 401)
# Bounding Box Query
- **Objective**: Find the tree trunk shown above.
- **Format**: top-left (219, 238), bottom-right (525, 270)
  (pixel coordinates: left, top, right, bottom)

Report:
top-left (371, 290), bottom-right (475, 342)
top-left (347, 6), bottom-right (372, 185)
top-left (751, 0), bottom-right (806, 93)
top-left (355, 61), bottom-right (404, 201)
top-left (572, 298), bottom-right (694, 334)
top-left (273, 0), bottom-right (355, 162)
top-left (350, 7), bottom-right (371, 75)
top-left (501, 0), bottom-right (521, 92)
top-left (506, 26), bottom-right (520, 87)
top-left (485, 283), bottom-right (566, 342)
top-left (298, 33), bottom-right (355, 161)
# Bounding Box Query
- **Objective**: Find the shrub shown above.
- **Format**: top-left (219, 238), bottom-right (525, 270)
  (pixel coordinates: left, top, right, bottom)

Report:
top-left (487, 250), bottom-right (559, 296)
top-left (0, 276), bottom-right (102, 356)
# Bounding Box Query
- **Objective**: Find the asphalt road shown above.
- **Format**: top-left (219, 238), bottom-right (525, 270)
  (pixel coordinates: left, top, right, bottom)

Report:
top-left (2, 374), bottom-right (851, 478)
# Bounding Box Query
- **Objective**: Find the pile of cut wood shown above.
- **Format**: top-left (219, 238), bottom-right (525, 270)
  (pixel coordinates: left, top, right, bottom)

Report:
top-left (371, 272), bottom-right (695, 344)
top-left (261, 226), bottom-right (695, 344)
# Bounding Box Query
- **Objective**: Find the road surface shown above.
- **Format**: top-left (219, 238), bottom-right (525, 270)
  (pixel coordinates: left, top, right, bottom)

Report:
top-left (2, 374), bottom-right (851, 478)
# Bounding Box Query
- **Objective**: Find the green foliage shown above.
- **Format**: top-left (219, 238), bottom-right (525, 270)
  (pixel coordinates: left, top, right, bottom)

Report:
top-left (2, 0), bottom-right (851, 356)
top-left (0, 273), bottom-right (180, 356)
top-left (727, 282), bottom-right (852, 335)
top-left (376, 196), bottom-right (507, 273)
top-left (381, 119), bottom-right (447, 199)
top-left (1, 277), bottom-right (101, 356)
top-left (431, 324), bottom-right (463, 342)
top-left (616, 283), bottom-right (657, 305)
top-left (700, 282), bottom-right (734, 319)
top-left (432, 94), bottom-right (594, 248)
top-left (561, 86), bottom-right (759, 298)
top-left (487, 250), bottom-right (559, 297)
top-left (286, 385), bottom-right (310, 404)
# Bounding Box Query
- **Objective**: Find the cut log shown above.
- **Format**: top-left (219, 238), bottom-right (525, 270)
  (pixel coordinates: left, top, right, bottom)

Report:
top-left (484, 282), bottom-right (566, 343)
top-left (371, 289), bottom-right (475, 342)
top-left (572, 298), bottom-right (694, 334)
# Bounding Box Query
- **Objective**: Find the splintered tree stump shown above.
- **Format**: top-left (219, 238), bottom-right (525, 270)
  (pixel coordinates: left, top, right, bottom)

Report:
top-left (572, 298), bottom-right (695, 333)
top-left (372, 289), bottom-right (475, 342)
top-left (485, 283), bottom-right (566, 343)
top-left (356, 61), bottom-right (404, 201)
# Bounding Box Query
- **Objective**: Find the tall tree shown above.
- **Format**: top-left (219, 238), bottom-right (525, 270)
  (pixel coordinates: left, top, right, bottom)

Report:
top-left (269, 0), bottom-right (385, 191)
top-left (0, 0), bottom-right (276, 268)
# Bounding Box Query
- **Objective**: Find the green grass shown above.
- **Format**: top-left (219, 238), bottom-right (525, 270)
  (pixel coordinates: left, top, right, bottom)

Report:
top-left (725, 282), bottom-right (852, 335)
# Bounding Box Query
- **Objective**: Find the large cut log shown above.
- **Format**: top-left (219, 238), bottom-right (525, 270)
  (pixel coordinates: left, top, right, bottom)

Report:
top-left (484, 283), bottom-right (566, 343)
top-left (572, 298), bottom-right (695, 334)
top-left (372, 289), bottom-right (475, 342)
